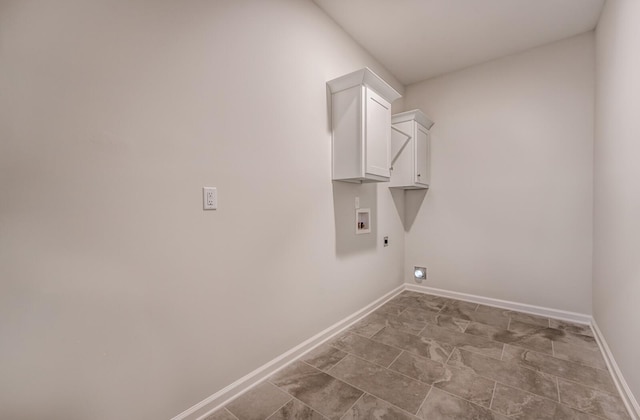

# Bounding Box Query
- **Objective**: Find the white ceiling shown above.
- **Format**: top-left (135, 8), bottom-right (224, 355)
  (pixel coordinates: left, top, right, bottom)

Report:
top-left (313, 0), bottom-right (605, 85)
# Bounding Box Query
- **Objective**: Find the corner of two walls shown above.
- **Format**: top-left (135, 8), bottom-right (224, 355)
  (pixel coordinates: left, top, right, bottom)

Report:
top-left (400, 33), bottom-right (595, 315)
top-left (0, 1), bottom-right (405, 419)
top-left (593, 0), bottom-right (640, 406)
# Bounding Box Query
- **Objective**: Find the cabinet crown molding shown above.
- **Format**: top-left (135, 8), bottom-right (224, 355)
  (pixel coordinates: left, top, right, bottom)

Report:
top-left (327, 67), bottom-right (401, 103)
top-left (392, 109), bottom-right (434, 130)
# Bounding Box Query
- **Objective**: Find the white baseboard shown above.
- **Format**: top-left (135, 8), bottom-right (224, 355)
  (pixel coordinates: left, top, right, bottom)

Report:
top-left (172, 283), bottom-right (638, 420)
top-left (171, 284), bottom-right (405, 420)
top-left (591, 320), bottom-right (640, 420)
top-left (405, 283), bottom-right (592, 324)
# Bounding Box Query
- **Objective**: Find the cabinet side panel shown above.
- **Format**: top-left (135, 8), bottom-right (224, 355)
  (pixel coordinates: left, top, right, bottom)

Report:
top-left (364, 88), bottom-right (391, 178)
top-left (415, 124), bottom-right (430, 186)
top-left (389, 121), bottom-right (413, 187)
top-left (332, 86), bottom-right (362, 180)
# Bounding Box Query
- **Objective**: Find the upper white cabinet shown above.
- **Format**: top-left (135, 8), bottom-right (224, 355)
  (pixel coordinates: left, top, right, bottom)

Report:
top-left (389, 109), bottom-right (434, 189)
top-left (328, 68), bottom-right (402, 183)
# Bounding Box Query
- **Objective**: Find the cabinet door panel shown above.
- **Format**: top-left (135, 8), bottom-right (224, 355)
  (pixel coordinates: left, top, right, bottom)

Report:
top-left (365, 89), bottom-right (391, 178)
top-left (415, 125), bottom-right (429, 185)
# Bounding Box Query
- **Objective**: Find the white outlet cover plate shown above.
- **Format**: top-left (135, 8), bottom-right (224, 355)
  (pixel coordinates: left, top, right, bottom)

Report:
top-left (203, 187), bottom-right (217, 210)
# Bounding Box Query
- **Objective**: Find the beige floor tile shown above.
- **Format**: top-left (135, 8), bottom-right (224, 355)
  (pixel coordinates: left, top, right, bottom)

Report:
top-left (549, 319), bottom-right (594, 337)
top-left (329, 332), bottom-right (401, 367)
top-left (373, 326), bottom-right (453, 363)
top-left (491, 383), bottom-right (601, 419)
top-left (389, 351), bottom-right (495, 407)
top-left (553, 341), bottom-right (607, 370)
top-left (502, 344), bottom-right (616, 394)
top-left (341, 393), bottom-right (418, 420)
top-left (329, 354), bottom-right (430, 414)
top-left (558, 378), bottom-right (631, 420)
top-left (301, 344), bottom-right (347, 372)
top-left (421, 323), bottom-right (504, 359)
top-left (417, 387), bottom-right (504, 419)
top-left (225, 382), bottom-right (291, 420)
top-left (465, 321), bottom-right (553, 354)
top-left (266, 399), bottom-right (327, 420)
top-left (448, 348), bottom-right (559, 400)
top-left (269, 361), bottom-right (362, 420)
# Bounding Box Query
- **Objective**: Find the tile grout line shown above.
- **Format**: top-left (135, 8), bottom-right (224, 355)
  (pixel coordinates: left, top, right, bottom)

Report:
top-left (395, 349), bottom-right (508, 413)
top-left (416, 323), bottom-right (428, 336)
top-left (322, 345), bottom-right (349, 372)
top-left (443, 346), bottom-right (456, 365)
top-left (484, 348), bottom-right (622, 406)
top-left (386, 350), bottom-right (404, 369)
top-left (286, 396), bottom-right (331, 420)
top-left (493, 379), bottom-right (614, 420)
top-left (507, 338), bottom-right (609, 373)
top-left (448, 349), bottom-right (567, 404)
top-left (337, 392), bottom-right (364, 420)
top-left (379, 294), bottom-right (621, 418)
top-left (254, 292), bottom-right (619, 420)
top-left (489, 381), bottom-right (497, 410)
top-left (408, 294), bottom-right (623, 413)
top-left (413, 290), bottom-right (592, 329)
top-left (414, 385), bottom-right (433, 416)
top-left (339, 351), bottom-right (439, 394)
top-left (325, 364), bottom-right (426, 418)
top-left (501, 344), bottom-right (617, 393)
top-left (389, 349), bottom-right (511, 412)
top-left (556, 376), bottom-right (561, 404)
top-left (432, 387), bottom-right (499, 414)
top-left (412, 300), bottom-right (606, 372)
top-left (320, 328), bottom-right (449, 416)
top-left (350, 326), bottom-right (386, 340)
top-left (331, 340), bottom-right (411, 371)
top-left (556, 375), bottom-right (628, 398)
top-left (223, 408), bottom-right (239, 420)
top-left (511, 377), bottom-right (611, 418)
top-left (262, 395), bottom-right (294, 420)
top-left (395, 305), bottom-right (410, 317)
top-left (365, 328), bottom-right (456, 364)
top-left (410, 294), bottom-right (625, 418)
top-left (460, 319), bottom-right (470, 333)
top-left (270, 362), bottom-right (348, 420)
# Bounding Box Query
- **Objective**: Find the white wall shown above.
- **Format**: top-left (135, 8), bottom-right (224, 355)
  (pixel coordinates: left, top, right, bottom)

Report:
top-left (402, 34), bottom-right (595, 314)
top-left (594, 0), bottom-right (640, 404)
top-left (0, 1), bottom-right (406, 419)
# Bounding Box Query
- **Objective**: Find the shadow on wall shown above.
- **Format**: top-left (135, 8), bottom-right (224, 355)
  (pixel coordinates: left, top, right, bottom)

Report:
top-left (332, 181), bottom-right (377, 257)
top-left (389, 188), bottom-right (405, 228)
top-left (404, 189), bottom-right (428, 232)
top-left (390, 187), bottom-right (428, 232)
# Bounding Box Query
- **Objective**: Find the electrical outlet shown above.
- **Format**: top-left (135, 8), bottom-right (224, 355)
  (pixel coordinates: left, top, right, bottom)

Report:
top-left (203, 187), bottom-right (217, 210)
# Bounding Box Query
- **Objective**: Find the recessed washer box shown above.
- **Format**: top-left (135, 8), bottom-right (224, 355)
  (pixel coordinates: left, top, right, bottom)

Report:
top-left (355, 208), bottom-right (371, 234)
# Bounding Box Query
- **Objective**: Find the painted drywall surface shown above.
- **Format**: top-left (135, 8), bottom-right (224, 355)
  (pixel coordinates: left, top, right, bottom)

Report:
top-left (402, 34), bottom-right (594, 314)
top-left (594, 0), bottom-right (640, 401)
top-left (0, 1), bottom-right (405, 419)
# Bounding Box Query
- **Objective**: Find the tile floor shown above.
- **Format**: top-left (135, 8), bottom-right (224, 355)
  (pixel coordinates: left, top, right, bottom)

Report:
top-left (205, 291), bottom-right (631, 420)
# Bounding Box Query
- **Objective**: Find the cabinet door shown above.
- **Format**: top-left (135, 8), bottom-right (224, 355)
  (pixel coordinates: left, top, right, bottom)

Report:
top-left (364, 88), bottom-right (391, 178)
top-left (415, 124), bottom-right (429, 185)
